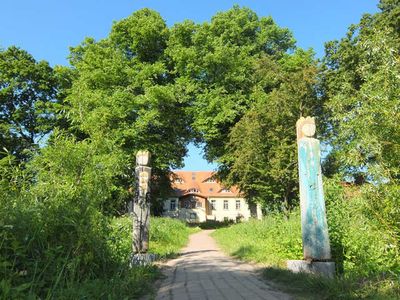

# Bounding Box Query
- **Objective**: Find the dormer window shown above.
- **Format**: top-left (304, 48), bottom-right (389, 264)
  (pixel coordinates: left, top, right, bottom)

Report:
top-left (205, 178), bottom-right (216, 183)
top-left (221, 188), bottom-right (231, 193)
top-left (188, 188), bottom-right (200, 193)
top-left (174, 178), bottom-right (183, 184)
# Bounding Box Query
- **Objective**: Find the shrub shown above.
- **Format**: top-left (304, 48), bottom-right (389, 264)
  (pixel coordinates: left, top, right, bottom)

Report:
top-left (325, 178), bottom-right (400, 277)
top-left (0, 138), bottom-right (192, 299)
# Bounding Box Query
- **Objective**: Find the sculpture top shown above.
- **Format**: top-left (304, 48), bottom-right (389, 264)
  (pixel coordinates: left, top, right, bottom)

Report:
top-left (136, 150), bottom-right (151, 166)
top-left (296, 116), bottom-right (316, 140)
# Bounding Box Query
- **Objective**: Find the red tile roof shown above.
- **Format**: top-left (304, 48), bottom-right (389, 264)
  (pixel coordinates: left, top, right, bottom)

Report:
top-left (171, 171), bottom-right (240, 198)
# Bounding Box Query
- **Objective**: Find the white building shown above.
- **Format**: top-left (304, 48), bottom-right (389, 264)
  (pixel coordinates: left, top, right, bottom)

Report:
top-left (162, 171), bottom-right (262, 223)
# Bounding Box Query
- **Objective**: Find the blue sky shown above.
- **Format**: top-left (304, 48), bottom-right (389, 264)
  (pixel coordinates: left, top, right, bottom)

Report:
top-left (0, 0), bottom-right (379, 170)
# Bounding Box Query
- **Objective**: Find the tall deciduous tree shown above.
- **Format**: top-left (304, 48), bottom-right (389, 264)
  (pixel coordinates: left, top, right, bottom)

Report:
top-left (0, 46), bottom-right (58, 160)
top-left (221, 50), bottom-right (320, 211)
top-left (166, 6), bottom-right (296, 161)
top-left (167, 6), bottom-right (321, 210)
top-left (321, 0), bottom-right (400, 182)
top-left (64, 9), bottom-right (193, 213)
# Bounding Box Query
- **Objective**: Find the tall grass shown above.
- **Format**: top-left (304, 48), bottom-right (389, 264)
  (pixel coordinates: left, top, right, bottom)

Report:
top-left (212, 179), bottom-right (400, 299)
top-left (109, 216), bottom-right (199, 261)
top-left (0, 211), bottom-right (194, 299)
top-left (0, 139), bottom-right (199, 299)
top-left (212, 211), bottom-right (302, 266)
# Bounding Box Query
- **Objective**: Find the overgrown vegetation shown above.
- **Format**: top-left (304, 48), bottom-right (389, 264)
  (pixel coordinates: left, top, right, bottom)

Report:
top-left (212, 178), bottom-right (400, 298)
top-left (0, 156), bottom-right (193, 300)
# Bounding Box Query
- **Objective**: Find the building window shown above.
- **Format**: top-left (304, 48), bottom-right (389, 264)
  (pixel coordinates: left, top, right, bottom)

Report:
top-left (183, 199), bottom-right (196, 209)
top-left (188, 188), bottom-right (199, 193)
top-left (223, 200), bottom-right (228, 210)
top-left (205, 178), bottom-right (216, 183)
top-left (236, 200), bottom-right (241, 210)
top-left (221, 188), bottom-right (231, 193)
top-left (170, 200), bottom-right (176, 211)
top-left (211, 200), bottom-right (216, 210)
top-left (209, 188), bottom-right (213, 192)
top-left (196, 200), bottom-right (202, 208)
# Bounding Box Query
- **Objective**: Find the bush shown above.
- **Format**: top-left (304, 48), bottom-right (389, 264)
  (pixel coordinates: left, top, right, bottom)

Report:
top-left (0, 139), bottom-right (196, 299)
top-left (325, 178), bottom-right (400, 277)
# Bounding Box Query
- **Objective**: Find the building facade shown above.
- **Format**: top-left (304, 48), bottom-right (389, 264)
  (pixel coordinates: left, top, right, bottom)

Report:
top-left (162, 171), bottom-right (261, 223)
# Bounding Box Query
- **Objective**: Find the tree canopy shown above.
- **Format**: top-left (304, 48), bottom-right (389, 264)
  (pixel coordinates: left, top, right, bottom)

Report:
top-left (322, 0), bottom-right (400, 182)
top-left (0, 46), bottom-right (59, 160)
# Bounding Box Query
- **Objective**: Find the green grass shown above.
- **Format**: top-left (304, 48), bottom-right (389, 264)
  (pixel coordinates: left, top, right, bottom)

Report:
top-left (1, 216), bottom-right (196, 299)
top-left (212, 211), bottom-right (400, 299)
top-left (110, 216), bottom-right (199, 260)
top-left (212, 211), bottom-right (302, 266)
top-left (263, 267), bottom-right (400, 300)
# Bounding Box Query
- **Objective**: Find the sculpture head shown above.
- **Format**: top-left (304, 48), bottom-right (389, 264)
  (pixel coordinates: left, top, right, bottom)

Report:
top-left (296, 116), bottom-right (316, 140)
top-left (136, 150), bottom-right (151, 166)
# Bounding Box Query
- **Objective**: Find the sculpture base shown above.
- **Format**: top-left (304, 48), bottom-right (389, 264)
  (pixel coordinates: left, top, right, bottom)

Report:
top-left (287, 260), bottom-right (335, 278)
top-left (130, 253), bottom-right (157, 267)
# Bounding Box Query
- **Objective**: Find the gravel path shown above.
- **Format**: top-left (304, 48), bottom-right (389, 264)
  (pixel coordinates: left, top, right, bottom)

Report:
top-left (155, 230), bottom-right (292, 300)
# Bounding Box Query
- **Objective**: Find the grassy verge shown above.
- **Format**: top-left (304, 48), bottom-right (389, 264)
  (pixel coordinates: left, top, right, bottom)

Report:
top-left (54, 217), bottom-right (196, 299)
top-left (212, 212), bottom-right (400, 299)
top-left (263, 267), bottom-right (399, 300)
top-left (212, 211), bottom-right (302, 266)
top-left (110, 216), bottom-right (200, 260)
top-left (1, 216), bottom-right (195, 299)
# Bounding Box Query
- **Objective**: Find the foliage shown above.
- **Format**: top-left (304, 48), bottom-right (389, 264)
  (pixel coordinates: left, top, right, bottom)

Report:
top-left (167, 6), bottom-right (296, 161)
top-left (212, 211), bottom-right (302, 266)
top-left (62, 9), bottom-right (196, 213)
top-left (1, 3), bottom-right (400, 299)
top-left (167, 6), bottom-right (323, 211)
top-left (325, 178), bottom-right (400, 277)
top-left (220, 49), bottom-right (320, 211)
top-left (321, 0), bottom-right (400, 181)
top-left (0, 46), bottom-right (59, 161)
top-left (213, 178), bottom-right (400, 298)
top-left (0, 151), bottom-right (194, 299)
top-left (263, 267), bottom-right (400, 300)
top-left (109, 216), bottom-right (199, 261)
top-left (66, 9), bottom-right (192, 171)
top-left (0, 132), bottom-right (196, 299)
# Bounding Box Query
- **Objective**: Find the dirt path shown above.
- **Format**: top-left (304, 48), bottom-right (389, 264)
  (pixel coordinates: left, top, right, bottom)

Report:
top-left (155, 230), bottom-right (291, 300)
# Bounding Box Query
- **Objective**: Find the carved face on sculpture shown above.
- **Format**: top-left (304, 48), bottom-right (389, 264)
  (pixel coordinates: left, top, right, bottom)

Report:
top-left (302, 123), bottom-right (316, 137)
top-left (296, 116), bottom-right (316, 140)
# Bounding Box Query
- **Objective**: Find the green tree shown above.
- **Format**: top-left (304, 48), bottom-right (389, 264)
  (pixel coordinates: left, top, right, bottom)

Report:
top-left (321, 0), bottom-right (400, 182)
top-left (0, 46), bottom-right (58, 160)
top-left (166, 6), bottom-right (296, 161)
top-left (220, 50), bottom-right (320, 211)
top-left (167, 7), bottom-right (321, 210)
top-left (64, 9), bottom-right (193, 213)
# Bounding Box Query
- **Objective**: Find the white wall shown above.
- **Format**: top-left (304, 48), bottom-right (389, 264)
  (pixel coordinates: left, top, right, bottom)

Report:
top-left (207, 197), bottom-right (251, 221)
top-left (162, 197), bottom-right (260, 222)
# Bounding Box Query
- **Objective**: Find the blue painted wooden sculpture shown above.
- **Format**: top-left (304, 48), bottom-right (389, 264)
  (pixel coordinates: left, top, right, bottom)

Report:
top-left (296, 117), bottom-right (331, 260)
